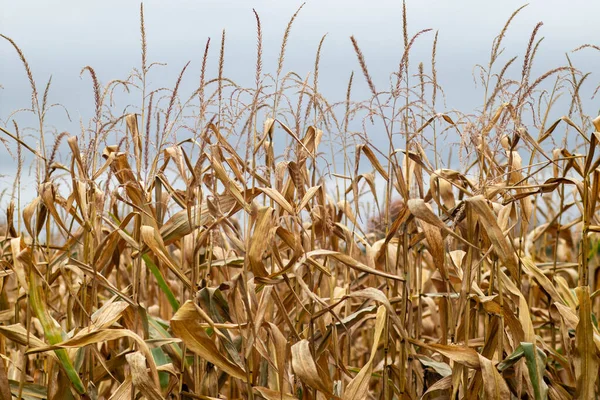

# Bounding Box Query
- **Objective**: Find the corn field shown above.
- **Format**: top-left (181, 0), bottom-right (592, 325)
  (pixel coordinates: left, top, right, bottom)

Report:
top-left (0, 3), bottom-right (600, 399)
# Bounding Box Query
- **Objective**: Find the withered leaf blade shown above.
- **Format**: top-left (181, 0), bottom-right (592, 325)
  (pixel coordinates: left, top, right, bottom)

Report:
top-left (409, 339), bottom-right (481, 369)
top-left (521, 257), bottom-right (562, 304)
top-left (466, 195), bottom-right (519, 277)
top-left (108, 377), bottom-right (133, 400)
top-left (171, 300), bottom-right (247, 382)
top-left (126, 113), bottom-right (142, 174)
top-left (0, 350), bottom-right (11, 400)
top-left (0, 323), bottom-right (46, 349)
top-left (26, 328), bottom-right (160, 389)
top-left (90, 299), bottom-right (129, 329)
top-left (407, 198), bottom-right (473, 249)
top-left (248, 206), bottom-right (274, 277)
top-left (356, 144), bottom-right (388, 180)
top-left (258, 187), bottom-right (294, 214)
top-left (126, 352), bottom-right (164, 400)
top-left (344, 305), bottom-right (386, 400)
top-left (574, 286), bottom-right (599, 399)
top-left (291, 339), bottom-right (333, 395)
top-left (141, 225), bottom-right (192, 289)
top-left (158, 188), bottom-right (259, 246)
top-left (253, 387), bottom-right (297, 400)
top-left (478, 354), bottom-right (510, 399)
top-left (305, 249), bottom-right (404, 282)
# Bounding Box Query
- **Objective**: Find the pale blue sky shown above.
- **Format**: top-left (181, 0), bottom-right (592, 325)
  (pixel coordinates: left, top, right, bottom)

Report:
top-left (2, 0), bottom-right (598, 117)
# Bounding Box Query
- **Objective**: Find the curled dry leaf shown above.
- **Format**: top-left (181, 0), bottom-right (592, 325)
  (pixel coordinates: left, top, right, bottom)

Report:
top-left (467, 195), bottom-right (519, 278)
top-left (126, 352), bottom-right (164, 400)
top-left (344, 305), bottom-right (386, 400)
top-left (248, 206), bottom-right (275, 277)
top-left (303, 249), bottom-right (404, 282)
top-left (291, 339), bottom-right (333, 395)
top-left (409, 339), bottom-right (481, 369)
top-left (478, 354), bottom-right (510, 399)
top-left (253, 386), bottom-right (297, 400)
top-left (26, 328), bottom-right (160, 389)
top-left (141, 225), bottom-right (192, 289)
top-left (171, 300), bottom-right (247, 382)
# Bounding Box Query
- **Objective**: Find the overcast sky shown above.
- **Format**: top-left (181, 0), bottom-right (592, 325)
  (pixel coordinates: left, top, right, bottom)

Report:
top-left (2, 0), bottom-right (599, 109)
top-left (1, 0), bottom-right (599, 203)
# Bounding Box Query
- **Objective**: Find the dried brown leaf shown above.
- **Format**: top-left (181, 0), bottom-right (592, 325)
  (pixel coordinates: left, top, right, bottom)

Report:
top-left (574, 286), bottom-right (599, 399)
top-left (171, 301), bottom-right (247, 381)
top-left (126, 351), bottom-right (164, 400)
top-left (291, 339), bottom-right (332, 395)
top-left (478, 354), bottom-right (510, 399)
top-left (344, 305), bottom-right (386, 400)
